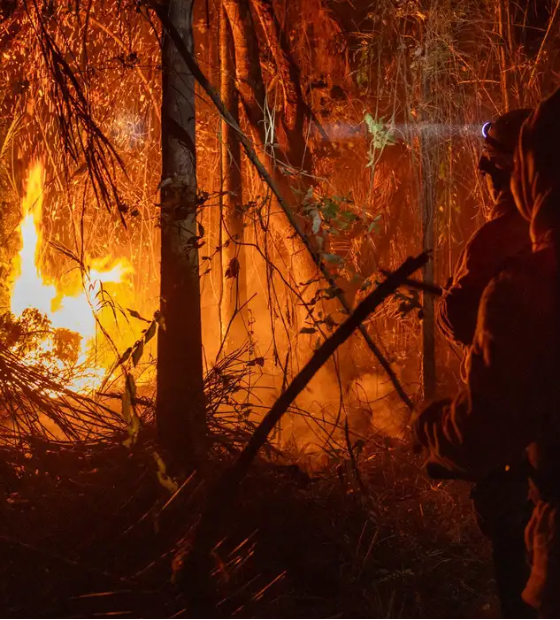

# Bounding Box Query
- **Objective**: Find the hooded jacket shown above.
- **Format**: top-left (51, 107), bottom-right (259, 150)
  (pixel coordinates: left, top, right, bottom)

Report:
top-left (413, 88), bottom-right (560, 614)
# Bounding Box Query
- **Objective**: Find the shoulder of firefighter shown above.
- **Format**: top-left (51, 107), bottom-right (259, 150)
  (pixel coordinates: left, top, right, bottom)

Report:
top-left (437, 200), bottom-right (529, 347)
top-left (413, 246), bottom-right (557, 482)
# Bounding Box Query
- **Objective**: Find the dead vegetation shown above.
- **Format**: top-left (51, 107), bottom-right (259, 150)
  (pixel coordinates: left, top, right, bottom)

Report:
top-left (0, 424), bottom-right (496, 619)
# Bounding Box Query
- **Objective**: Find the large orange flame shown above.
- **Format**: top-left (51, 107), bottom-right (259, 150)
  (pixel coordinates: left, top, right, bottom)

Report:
top-left (10, 161), bottom-right (133, 393)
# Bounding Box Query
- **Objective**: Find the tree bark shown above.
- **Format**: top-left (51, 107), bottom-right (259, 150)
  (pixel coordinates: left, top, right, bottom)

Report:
top-left (157, 0), bottom-right (206, 465)
top-left (222, 0), bottom-right (267, 147)
top-left (419, 6), bottom-right (437, 402)
top-left (420, 133), bottom-right (437, 402)
top-left (221, 0), bottom-right (318, 300)
top-left (497, 0), bottom-right (511, 111)
top-left (249, 0), bottom-right (308, 167)
top-left (219, 5), bottom-right (246, 348)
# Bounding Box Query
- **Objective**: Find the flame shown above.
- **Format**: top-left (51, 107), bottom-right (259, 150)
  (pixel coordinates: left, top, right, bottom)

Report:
top-left (10, 162), bottom-right (133, 393)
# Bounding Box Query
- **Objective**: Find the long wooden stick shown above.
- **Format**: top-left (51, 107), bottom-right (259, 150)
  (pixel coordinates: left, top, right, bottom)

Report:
top-left (146, 0), bottom-right (415, 411)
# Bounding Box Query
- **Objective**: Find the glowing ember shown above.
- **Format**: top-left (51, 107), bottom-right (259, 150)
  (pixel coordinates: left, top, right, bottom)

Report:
top-left (10, 162), bottom-right (133, 393)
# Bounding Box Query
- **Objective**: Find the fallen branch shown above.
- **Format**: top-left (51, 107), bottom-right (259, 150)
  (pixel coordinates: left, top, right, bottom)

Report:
top-left (180, 253), bottom-right (429, 614)
top-left (145, 0), bottom-right (414, 412)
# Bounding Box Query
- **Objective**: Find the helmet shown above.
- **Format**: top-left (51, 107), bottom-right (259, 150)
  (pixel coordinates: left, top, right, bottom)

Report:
top-left (479, 108), bottom-right (533, 196)
top-left (482, 108), bottom-right (533, 157)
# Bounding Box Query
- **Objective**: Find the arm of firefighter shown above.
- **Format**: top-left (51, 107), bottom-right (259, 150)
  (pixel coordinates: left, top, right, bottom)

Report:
top-left (416, 273), bottom-right (538, 480)
top-left (437, 217), bottom-right (524, 347)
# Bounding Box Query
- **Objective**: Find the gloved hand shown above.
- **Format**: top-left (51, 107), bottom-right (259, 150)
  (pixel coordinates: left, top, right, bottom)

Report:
top-left (410, 398), bottom-right (452, 452)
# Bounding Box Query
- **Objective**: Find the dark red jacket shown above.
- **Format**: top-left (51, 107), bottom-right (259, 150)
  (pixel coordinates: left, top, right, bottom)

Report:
top-left (414, 245), bottom-right (560, 611)
top-left (437, 191), bottom-right (530, 348)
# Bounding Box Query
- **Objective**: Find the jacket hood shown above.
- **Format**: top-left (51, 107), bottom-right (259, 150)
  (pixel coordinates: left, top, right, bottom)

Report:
top-left (511, 87), bottom-right (560, 246)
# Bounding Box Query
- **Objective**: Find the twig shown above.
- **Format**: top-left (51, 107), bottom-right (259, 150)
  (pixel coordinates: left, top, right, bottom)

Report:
top-left (145, 0), bottom-right (414, 411)
top-left (528, 0), bottom-right (560, 89)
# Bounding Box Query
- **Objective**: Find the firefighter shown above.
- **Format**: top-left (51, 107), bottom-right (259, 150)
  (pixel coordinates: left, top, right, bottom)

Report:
top-left (437, 108), bottom-right (536, 618)
top-left (438, 108), bottom-right (533, 350)
top-left (414, 87), bottom-right (560, 618)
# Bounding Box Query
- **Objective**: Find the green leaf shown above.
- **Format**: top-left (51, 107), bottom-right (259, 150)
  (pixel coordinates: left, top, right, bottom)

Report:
top-left (126, 373), bottom-right (137, 400)
top-left (300, 327), bottom-right (317, 334)
top-left (145, 321), bottom-right (157, 343)
top-left (321, 199), bottom-right (339, 220)
top-left (119, 347), bottom-right (133, 365)
top-left (341, 211), bottom-right (358, 223)
top-left (127, 308), bottom-right (150, 323)
top-left (368, 218), bottom-right (381, 234)
top-left (311, 209), bottom-right (322, 235)
top-left (153, 452), bottom-right (178, 494)
top-left (364, 112), bottom-right (382, 136)
top-left (122, 382), bottom-right (131, 423)
top-left (132, 341), bottom-right (144, 367)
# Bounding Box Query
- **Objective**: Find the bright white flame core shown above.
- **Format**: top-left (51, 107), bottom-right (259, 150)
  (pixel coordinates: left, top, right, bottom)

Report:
top-left (10, 161), bottom-right (133, 392)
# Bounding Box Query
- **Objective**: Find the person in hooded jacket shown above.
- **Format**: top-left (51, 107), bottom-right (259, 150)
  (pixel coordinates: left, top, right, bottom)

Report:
top-left (413, 87), bottom-right (560, 619)
top-left (438, 108), bottom-right (532, 350)
top-left (438, 108), bottom-right (536, 618)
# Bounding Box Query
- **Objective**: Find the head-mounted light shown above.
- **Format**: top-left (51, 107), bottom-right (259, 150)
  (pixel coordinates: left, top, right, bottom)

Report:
top-left (481, 121), bottom-right (493, 139)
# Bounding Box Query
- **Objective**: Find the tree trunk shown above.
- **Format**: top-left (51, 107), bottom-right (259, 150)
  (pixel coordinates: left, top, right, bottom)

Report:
top-left (222, 0), bottom-right (267, 146)
top-left (419, 5), bottom-right (437, 402)
top-left (222, 0), bottom-right (319, 298)
top-left (220, 5), bottom-right (245, 349)
top-left (497, 0), bottom-right (511, 111)
top-left (157, 0), bottom-right (206, 465)
top-left (420, 133), bottom-right (437, 401)
top-left (249, 0), bottom-right (308, 168)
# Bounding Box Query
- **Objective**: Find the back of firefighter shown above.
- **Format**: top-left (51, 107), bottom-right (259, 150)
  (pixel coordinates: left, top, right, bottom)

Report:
top-left (414, 88), bottom-right (560, 618)
top-left (437, 108), bottom-right (536, 618)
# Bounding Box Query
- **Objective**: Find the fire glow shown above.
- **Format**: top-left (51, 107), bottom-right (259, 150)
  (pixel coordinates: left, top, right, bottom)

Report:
top-left (10, 161), bottom-right (133, 393)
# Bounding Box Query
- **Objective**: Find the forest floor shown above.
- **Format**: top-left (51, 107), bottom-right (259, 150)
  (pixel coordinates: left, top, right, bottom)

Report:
top-left (0, 430), bottom-right (499, 619)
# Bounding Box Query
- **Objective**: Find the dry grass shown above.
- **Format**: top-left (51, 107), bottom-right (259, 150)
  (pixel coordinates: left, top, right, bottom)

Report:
top-left (0, 428), bottom-right (496, 618)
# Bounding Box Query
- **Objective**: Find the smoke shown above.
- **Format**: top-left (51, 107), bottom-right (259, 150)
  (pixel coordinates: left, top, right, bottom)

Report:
top-left (256, 364), bottom-right (410, 470)
top-left (345, 372), bottom-right (409, 440)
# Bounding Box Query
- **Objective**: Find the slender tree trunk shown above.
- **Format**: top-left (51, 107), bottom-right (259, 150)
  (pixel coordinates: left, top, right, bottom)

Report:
top-left (420, 133), bottom-right (437, 401)
top-left (157, 0), bottom-right (206, 465)
top-left (222, 0), bottom-right (267, 145)
top-left (419, 4), bottom-right (437, 402)
top-left (222, 0), bottom-right (318, 295)
top-left (250, 0), bottom-right (308, 167)
top-left (220, 5), bottom-right (245, 348)
top-left (497, 0), bottom-right (511, 111)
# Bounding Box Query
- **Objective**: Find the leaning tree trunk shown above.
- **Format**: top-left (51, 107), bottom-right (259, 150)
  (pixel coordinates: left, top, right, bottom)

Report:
top-left (222, 0), bottom-right (319, 298)
top-left (219, 5), bottom-right (245, 348)
top-left (157, 0), bottom-right (206, 465)
top-left (249, 0), bottom-right (308, 168)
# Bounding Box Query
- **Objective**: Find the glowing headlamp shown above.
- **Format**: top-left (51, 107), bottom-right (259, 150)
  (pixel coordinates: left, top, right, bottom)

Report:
top-left (481, 121), bottom-right (493, 139)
